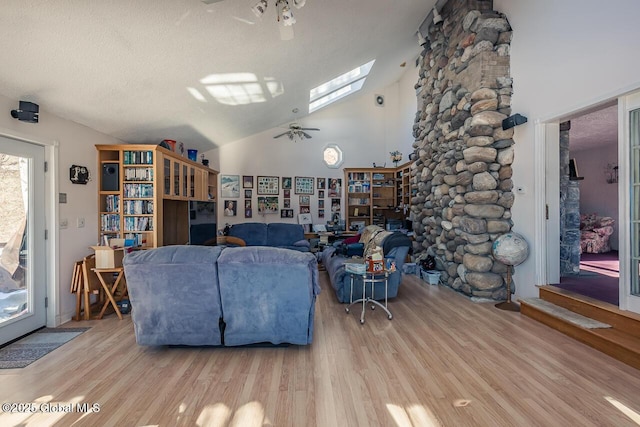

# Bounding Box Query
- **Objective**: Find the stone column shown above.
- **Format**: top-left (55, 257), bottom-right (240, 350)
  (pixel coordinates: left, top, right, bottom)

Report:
top-left (559, 121), bottom-right (581, 275)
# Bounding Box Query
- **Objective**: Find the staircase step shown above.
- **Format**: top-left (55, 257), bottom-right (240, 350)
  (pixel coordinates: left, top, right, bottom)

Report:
top-left (520, 298), bottom-right (611, 329)
top-left (521, 286), bottom-right (640, 371)
top-left (539, 285), bottom-right (640, 339)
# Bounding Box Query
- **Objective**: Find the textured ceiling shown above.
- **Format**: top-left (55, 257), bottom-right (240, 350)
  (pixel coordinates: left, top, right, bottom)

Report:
top-left (0, 0), bottom-right (434, 152)
top-left (569, 104), bottom-right (618, 151)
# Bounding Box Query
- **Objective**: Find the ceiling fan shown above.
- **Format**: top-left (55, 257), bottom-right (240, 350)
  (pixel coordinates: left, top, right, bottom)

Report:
top-left (201, 0), bottom-right (306, 40)
top-left (273, 123), bottom-right (320, 141)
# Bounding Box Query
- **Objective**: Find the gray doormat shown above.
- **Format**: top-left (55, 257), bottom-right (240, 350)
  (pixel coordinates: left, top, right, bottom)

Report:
top-left (0, 327), bottom-right (90, 368)
top-left (522, 298), bottom-right (611, 329)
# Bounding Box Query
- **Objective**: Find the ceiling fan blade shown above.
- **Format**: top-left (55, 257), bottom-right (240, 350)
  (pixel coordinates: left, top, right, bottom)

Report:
top-left (302, 132), bottom-right (313, 139)
top-left (273, 131), bottom-right (290, 138)
top-left (300, 127), bottom-right (320, 131)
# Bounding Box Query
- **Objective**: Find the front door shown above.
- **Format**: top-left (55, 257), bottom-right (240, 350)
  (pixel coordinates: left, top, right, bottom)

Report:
top-left (0, 136), bottom-right (46, 345)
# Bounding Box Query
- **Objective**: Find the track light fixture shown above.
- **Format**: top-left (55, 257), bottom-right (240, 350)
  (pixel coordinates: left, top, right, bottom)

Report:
top-left (432, 7), bottom-right (443, 24)
top-left (417, 31), bottom-right (427, 47)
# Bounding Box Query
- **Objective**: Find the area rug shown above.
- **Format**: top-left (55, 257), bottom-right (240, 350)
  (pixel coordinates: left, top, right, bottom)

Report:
top-left (521, 298), bottom-right (611, 329)
top-left (0, 327), bottom-right (90, 368)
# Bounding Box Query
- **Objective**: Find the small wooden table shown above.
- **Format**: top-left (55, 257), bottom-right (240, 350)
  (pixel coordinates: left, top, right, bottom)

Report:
top-left (91, 267), bottom-right (127, 320)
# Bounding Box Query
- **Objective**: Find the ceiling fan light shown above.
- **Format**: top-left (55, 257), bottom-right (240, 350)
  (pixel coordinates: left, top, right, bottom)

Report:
top-left (281, 5), bottom-right (296, 26)
top-left (292, 0), bottom-right (306, 9)
top-left (252, 0), bottom-right (268, 17)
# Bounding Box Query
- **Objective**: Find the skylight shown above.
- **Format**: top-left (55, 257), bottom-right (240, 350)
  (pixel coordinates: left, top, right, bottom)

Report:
top-left (309, 59), bottom-right (375, 113)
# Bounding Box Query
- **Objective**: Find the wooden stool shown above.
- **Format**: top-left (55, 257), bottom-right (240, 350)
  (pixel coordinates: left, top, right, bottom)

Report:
top-left (91, 267), bottom-right (127, 320)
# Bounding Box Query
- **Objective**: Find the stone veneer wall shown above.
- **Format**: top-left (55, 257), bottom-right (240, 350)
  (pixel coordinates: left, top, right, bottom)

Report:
top-left (559, 121), bottom-right (581, 275)
top-left (410, 0), bottom-right (516, 300)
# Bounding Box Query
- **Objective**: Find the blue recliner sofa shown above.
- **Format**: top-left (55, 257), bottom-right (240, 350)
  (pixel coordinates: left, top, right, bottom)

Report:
top-left (226, 222), bottom-right (310, 251)
top-left (321, 226), bottom-right (411, 303)
top-left (123, 245), bottom-right (320, 346)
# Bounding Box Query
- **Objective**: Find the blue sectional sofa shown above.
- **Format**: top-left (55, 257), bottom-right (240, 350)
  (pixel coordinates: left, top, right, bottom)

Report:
top-left (321, 225), bottom-right (411, 303)
top-left (123, 245), bottom-right (320, 346)
top-left (226, 222), bottom-right (310, 251)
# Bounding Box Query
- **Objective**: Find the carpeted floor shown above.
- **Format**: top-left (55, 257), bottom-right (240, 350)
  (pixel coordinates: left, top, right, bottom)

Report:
top-left (0, 327), bottom-right (90, 369)
top-left (556, 251), bottom-right (619, 305)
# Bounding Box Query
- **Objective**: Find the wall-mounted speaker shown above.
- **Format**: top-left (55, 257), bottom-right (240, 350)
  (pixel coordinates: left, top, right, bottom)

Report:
top-left (102, 163), bottom-right (119, 191)
top-left (374, 94), bottom-right (385, 107)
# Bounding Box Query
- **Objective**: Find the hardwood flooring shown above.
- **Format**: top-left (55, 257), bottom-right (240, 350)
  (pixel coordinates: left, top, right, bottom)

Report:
top-left (1, 273), bottom-right (640, 426)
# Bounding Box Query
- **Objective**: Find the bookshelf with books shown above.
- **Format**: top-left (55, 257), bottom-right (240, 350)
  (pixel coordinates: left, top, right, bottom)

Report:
top-left (96, 144), bottom-right (219, 248)
top-left (344, 164), bottom-right (413, 231)
top-left (396, 161), bottom-right (412, 214)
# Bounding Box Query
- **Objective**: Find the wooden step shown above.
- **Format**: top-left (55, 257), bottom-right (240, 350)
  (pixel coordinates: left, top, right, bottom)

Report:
top-left (520, 285), bottom-right (640, 371)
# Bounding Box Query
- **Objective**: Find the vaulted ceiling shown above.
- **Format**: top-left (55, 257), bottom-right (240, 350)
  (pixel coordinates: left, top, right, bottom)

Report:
top-left (0, 0), bottom-right (434, 153)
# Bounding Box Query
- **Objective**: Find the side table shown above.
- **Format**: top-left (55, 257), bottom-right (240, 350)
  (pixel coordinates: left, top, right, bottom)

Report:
top-left (345, 270), bottom-right (392, 324)
top-left (91, 267), bottom-right (127, 320)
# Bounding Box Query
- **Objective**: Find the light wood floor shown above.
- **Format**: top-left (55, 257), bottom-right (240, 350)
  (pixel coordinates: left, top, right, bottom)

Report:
top-left (2, 273), bottom-right (640, 426)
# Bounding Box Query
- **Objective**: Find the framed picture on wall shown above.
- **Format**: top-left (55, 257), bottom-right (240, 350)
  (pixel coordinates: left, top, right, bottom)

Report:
top-left (220, 175), bottom-right (240, 198)
top-left (299, 195), bottom-right (310, 205)
top-left (243, 175), bottom-right (253, 188)
top-left (328, 178), bottom-right (341, 197)
top-left (295, 176), bottom-right (314, 194)
top-left (257, 176), bottom-right (279, 195)
top-left (244, 189), bottom-right (252, 198)
top-left (257, 196), bottom-right (279, 214)
top-left (282, 177), bottom-right (292, 190)
top-left (318, 190), bottom-right (324, 198)
top-left (283, 198), bottom-right (291, 208)
top-left (317, 178), bottom-right (326, 189)
top-left (223, 200), bottom-right (237, 217)
top-left (283, 189), bottom-right (290, 198)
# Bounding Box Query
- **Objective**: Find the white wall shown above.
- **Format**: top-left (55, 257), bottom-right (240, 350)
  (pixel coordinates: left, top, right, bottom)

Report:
top-left (205, 70), bottom-right (418, 228)
top-left (0, 94), bottom-right (123, 325)
top-left (573, 144), bottom-right (619, 250)
top-left (494, 0), bottom-right (640, 297)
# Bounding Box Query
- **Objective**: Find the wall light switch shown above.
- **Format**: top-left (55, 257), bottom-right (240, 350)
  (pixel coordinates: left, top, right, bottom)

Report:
top-left (77, 217), bottom-right (85, 228)
top-left (60, 218), bottom-right (68, 229)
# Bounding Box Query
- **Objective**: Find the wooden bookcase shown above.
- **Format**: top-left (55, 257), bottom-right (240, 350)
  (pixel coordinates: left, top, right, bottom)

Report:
top-left (345, 163), bottom-right (414, 231)
top-left (96, 144), bottom-right (218, 248)
top-left (345, 167), bottom-right (398, 230)
top-left (396, 161), bottom-right (412, 211)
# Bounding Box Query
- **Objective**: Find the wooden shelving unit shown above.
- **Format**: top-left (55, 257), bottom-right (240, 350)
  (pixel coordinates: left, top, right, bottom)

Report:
top-left (96, 144), bottom-right (219, 248)
top-left (396, 161), bottom-right (412, 212)
top-left (345, 167), bottom-right (399, 230)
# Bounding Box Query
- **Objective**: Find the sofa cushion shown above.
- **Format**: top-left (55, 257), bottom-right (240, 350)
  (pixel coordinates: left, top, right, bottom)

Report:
top-left (267, 223), bottom-right (305, 247)
top-left (228, 222), bottom-right (268, 246)
top-left (123, 245), bottom-right (224, 346)
top-left (217, 246), bottom-right (320, 346)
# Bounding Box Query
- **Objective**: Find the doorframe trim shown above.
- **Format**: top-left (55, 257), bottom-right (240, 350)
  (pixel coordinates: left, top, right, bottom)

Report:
top-left (0, 126), bottom-right (59, 327)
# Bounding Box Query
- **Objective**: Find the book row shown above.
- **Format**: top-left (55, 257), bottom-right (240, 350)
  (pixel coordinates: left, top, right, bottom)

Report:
top-left (104, 195), bottom-right (120, 213)
top-left (124, 183), bottom-right (154, 198)
top-left (124, 200), bottom-right (154, 215)
top-left (123, 167), bottom-right (154, 181)
top-left (123, 150), bottom-right (154, 165)
top-left (124, 216), bottom-right (153, 232)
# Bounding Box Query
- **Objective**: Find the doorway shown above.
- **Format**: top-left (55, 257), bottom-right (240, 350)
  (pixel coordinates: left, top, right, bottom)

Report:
top-left (555, 104), bottom-right (620, 305)
top-left (0, 136), bottom-right (46, 345)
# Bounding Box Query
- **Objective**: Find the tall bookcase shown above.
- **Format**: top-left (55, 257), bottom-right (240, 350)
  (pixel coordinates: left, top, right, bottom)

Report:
top-left (396, 161), bottom-right (412, 211)
top-left (96, 144), bottom-right (218, 248)
top-left (345, 167), bottom-right (398, 230)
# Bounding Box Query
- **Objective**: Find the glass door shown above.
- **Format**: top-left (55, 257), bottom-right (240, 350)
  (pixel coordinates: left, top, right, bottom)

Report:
top-left (0, 136), bottom-right (46, 345)
top-left (623, 90), bottom-right (640, 312)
